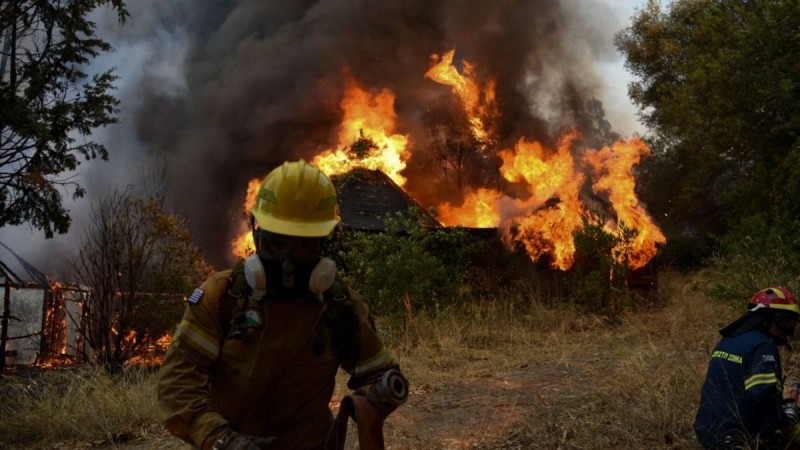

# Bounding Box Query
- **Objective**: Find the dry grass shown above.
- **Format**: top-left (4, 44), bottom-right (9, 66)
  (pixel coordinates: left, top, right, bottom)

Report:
top-left (0, 366), bottom-right (159, 449)
top-left (373, 270), bottom-right (735, 449)
top-left (0, 270), bottom-right (761, 449)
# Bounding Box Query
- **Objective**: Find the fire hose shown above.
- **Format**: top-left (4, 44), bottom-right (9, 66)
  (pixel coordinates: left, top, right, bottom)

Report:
top-left (779, 381), bottom-right (800, 450)
top-left (785, 383), bottom-right (800, 424)
top-left (326, 369), bottom-right (409, 450)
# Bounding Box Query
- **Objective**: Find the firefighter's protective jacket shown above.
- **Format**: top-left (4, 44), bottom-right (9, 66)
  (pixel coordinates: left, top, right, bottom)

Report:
top-left (157, 269), bottom-right (397, 450)
top-left (694, 328), bottom-right (784, 448)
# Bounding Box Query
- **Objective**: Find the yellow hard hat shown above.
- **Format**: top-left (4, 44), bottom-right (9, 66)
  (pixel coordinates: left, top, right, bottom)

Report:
top-left (251, 160), bottom-right (340, 237)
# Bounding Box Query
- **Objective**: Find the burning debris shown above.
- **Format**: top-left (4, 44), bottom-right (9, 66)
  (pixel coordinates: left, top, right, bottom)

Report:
top-left (313, 78), bottom-right (410, 187)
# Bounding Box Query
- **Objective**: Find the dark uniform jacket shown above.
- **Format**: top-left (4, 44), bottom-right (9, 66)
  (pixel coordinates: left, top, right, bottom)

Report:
top-left (694, 328), bottom-right (784, 449)
top-left (157, 269), bottom-right (397, 450)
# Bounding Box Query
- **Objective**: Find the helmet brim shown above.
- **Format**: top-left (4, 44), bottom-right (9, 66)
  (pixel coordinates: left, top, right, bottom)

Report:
top-left (253, 211), bottom-right (339, 237)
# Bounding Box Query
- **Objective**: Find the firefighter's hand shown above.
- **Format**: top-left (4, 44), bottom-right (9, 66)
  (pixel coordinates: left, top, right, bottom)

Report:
top-left (783, 400), bottom-right (800, 426)
top-left (210, 429), bottom-right (277, 450)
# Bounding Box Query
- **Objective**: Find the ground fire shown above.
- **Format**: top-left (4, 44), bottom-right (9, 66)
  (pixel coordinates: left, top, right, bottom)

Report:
top-left (231, 49), bottom-right (666, 270)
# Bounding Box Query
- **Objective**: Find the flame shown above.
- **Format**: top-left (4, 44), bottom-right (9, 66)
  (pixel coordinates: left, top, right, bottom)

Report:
top-left (228, 57), bottom-right (664, 271)
top-left (432, 132), bottom-right (664, 271)
top-left (438, 188), bottom-right (503, 228)
top-left (583, 137), bottom-right (666, 269)
top-left (502, 133), bottom-right (587, 270)
top-left (156, 331), bottom-right (173, 348)
top-left (230, 178), bottom-right (263, 259)
top-left (425, 49), bottom-right (497, 144)
top-left (423, 51), bottom-right (664, 269)
top-left (435, 134), bottom-right (587, 269)
top-left (500, 132), bottom-right (580, 205)
top-left (312, 78), bottom-right (410, 186)
top-left (125, 330), bottom-right (174, 366)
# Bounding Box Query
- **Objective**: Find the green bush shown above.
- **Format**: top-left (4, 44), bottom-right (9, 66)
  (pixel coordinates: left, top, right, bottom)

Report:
top-left (707, 215), bottom-right (800, 304)
top-left (569, 216), bottom-right (634, 317)
top-left (337, 209), bottom-right (485, 316)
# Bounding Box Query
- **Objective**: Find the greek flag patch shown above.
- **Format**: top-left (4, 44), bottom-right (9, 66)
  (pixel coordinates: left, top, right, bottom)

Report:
top-left (187, 288), bottom-right (204, 305)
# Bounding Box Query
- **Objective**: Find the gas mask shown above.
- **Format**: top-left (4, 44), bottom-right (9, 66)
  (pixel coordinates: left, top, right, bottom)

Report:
top-left (245, 230), bottom-right (337, 301)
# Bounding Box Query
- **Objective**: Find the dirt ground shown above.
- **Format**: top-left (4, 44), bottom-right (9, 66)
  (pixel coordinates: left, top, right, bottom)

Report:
top-left (66, 355), bottom-right (609, 450)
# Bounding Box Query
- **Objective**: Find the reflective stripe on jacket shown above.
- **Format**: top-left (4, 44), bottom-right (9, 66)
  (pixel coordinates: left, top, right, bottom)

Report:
top-left (157, 270), bottom-right (397, 450)
top-left (694, 328), bottom-right (783, 449)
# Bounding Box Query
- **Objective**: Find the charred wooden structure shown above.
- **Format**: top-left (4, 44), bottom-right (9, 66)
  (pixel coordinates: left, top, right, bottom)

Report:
top-left (332, 168), bottom-right (441, 232)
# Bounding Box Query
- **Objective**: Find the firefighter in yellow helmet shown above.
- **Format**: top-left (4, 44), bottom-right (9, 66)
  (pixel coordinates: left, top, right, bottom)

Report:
top-left (157, 160), bottom-right (408, 450)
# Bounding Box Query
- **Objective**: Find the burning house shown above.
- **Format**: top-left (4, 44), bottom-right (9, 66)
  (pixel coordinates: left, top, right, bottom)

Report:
top-left (0, 242), bottom-right (89, 370)
top-left (300, 59), bottom-right (664, 276)
top-left (109, 1), bottom-right (666, 274)
top-left (332, 168), bottom-right (441, 232)
top-left (227, 53), bottom-right (665, 283)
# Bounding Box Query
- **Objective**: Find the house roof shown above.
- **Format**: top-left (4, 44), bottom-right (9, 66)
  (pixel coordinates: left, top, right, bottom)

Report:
top-left (332, 168), bottom-right (442, 231)
top-left (0, 241), bottom-right (49, 288)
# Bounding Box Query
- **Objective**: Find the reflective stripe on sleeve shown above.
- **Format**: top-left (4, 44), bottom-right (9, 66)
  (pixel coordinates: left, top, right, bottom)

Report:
top-left (174, 319), bottom-right (219, 361)
top-left (354, 347), bottom-right (395, 376)
top-left (744, 373), bottom-right (780, 391)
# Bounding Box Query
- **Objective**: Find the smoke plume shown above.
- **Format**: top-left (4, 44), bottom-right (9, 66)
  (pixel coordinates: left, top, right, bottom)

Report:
top-left (1, 0), bottom-right (636, 272)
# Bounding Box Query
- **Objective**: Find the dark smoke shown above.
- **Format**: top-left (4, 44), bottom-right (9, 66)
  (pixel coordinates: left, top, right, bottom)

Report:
top-left (0, 0), bottom-right (630, 274)
top-left (122, 0), bottom-right (622, 268)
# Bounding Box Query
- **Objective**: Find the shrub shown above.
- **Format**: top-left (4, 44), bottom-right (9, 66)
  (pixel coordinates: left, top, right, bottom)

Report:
top-left (337, 209), bottom-right (486, 316)
top-left (569, 216), bottom-right (634, 317)
top-left (707, 215), bottom-right (800, 304)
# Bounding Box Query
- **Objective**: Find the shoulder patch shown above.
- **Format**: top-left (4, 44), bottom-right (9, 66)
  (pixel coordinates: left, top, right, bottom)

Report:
top-left (761, 354), bottom-right (776, 363)
top-left (187, 288), bottom-right (205, 305)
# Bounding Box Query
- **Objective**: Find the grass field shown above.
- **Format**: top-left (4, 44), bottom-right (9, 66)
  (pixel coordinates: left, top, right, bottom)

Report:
top-left (2, 270), bottom-right (793, 449)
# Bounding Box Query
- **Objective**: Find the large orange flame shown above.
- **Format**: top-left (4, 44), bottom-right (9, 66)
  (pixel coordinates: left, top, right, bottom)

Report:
top-left (438, 133), bottom-right (587, 270)
top-left (502, 133), bottom-right (587, 270)
top-left (312, 78), bottom-right (410, 186)
top-left (229, 56), bottom-right (665, 271)
top-left (425, 49), bottom-right (498, 145)
top-left (438, 188), bottom-right (503, 228)
top-left (434, 132), bottom-right (665, 270)
top-left (230, 178), bottom-right (263, 259)
top-left (583, 137), bottom-right (666, 269)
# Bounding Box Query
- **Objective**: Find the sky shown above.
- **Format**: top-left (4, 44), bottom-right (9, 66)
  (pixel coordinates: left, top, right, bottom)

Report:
top-left (594, 0), bottom-right (650, 136)
top-left (0, 0), bottom-right (655, 277)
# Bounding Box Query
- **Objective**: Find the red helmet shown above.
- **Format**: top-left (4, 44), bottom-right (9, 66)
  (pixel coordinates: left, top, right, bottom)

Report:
top-left (749, 287), bottom-right (800, 315)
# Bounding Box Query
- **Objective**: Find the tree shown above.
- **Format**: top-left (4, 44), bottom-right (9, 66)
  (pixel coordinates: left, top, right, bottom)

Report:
top-left (421, 105), bottom-right (503, 203)
top-left (615, 0), bottom-right (800, 260)
top-left (0, 1), bottom-right (127, 237)
top-left (71, 181), bottom-right (210, 372)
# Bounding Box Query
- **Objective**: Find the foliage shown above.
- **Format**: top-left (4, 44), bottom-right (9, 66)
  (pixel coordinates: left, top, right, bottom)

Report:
top-left (337, 209), bottom-right (486, 316)
top-left (70, 186), bottom-right (210, 372)
top-left (330, 166), bottom-right (376, 189)
top-left (569, 216), bottom-right (632, 317)
top-left (347, 130), bottom-right (378, 160)
top-left (616, 0), bottom-right (800, 263)
top-left (0, 0), bottom-right (127, 237)
top-left (706, 215), bottom-right (800, 304)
